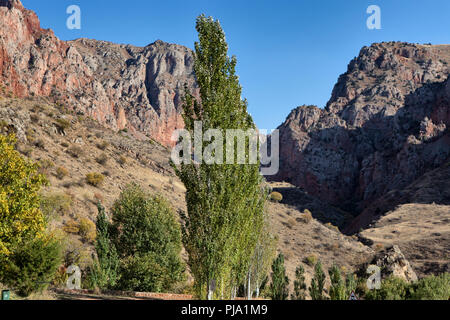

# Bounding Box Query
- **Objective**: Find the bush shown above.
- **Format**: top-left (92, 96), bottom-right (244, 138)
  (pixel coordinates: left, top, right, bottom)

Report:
top-left (55, 118), bottom-right (71, 132)
top-left (96, 141), bottom-right (109, 151)
top-left (40, 192), bottom-right (72, 220)
top-left (309, 261), bottom-right (326, 300)
top-left (67, 145), bottom-right (83, 158)
top-left (304, 254), bottom-right (318, 267)
top-left (0, 237), bottom-right (62, 297)
top-left (365, 276), bottom-right (410, 300)
top-left (118, 155), bottom-right (127, 165)
top-left (299, 209), bottom-right (313, 224)
top-left (79, 217), bottom-right (96, 243)
top-left (86, 173), bottom-right (105, 187)
top-left (110, 184), bottom-right (185, 291)
top-left (56, 166), bottom-right (69, 179)
top-left (116, 253), bottom-right (172, 292)
top-left (96, 153), bottom-right (108, 165)
top-left (63, 219), bottom-right (80, 234)
top-left (269, 192), bottom-right (283, 203)
top-left (410, 273), bottom-right (450, 300)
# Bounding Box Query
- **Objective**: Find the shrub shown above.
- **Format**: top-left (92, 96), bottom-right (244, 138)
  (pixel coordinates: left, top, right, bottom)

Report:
top-left (299, 209), bottom-right (313, 224)
top-left (116, 253), bottom-right (170, 292)
top-left (304, 254), bottom-right (318, 267)
top-left (286, 218), bottom-right (296, 229)
top-left (365, 276), bottom-right (409, 300)
top-left (67, 145), bottom-right (83, 158)
top-left (40, 192), bottom-right (72, 220)
top-left (110, 184), bottom-right (185, 291)
top-left (374, 243), bottom-right (384, 251)
top-left (269, 253), bottom-right (289, 300)
top-left (56, 166), bottom-right (69, 179)
top-left (118, 155), bottom-right (127, 165)
top-left (0, 237), bottom-right (62, 297)
top-left (86, 173), bottom-right (105, 187)
top-left (96, 141), bottom-right (109, 150)
top-left (79, 217), bottom-right (96, 243)
top-left (269, 191), bottom-right (283, 203)
top-left (55, 118), bottom-right (71, 132)
top-left (96, 153), bottom-right (108, 165)
top-left (39, 159), bottom-right (54, 171)
top-left (325, 222), bottom-right (339, 232)
top-left (410, 273), bottom-right (450, 300)
top-left (34, 138), bottom-right (45, 149)
top-left (63, 219), bottom-right (80, 234)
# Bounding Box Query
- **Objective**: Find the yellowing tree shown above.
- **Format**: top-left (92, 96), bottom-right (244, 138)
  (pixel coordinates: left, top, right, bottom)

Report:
top-left (0, 135), bottom-right (47, 255)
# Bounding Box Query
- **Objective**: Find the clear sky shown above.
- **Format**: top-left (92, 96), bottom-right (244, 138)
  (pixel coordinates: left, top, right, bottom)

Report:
top-left (21, 0), bottom-right (450, 130)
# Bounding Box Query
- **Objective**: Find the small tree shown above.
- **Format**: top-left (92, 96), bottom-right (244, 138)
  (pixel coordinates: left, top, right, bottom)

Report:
top-left (110, 184), bottom-right (185, 292)
top-left (329, 264), bottom-right (346, 300)
top-left (249, 217), bottom-right (277, 298)
top-left (0, 236), bottom-right (62, 297)
top-left (89, 202), bottom-right (119, 290)
top-left (0, 135), bottom-right (47, 256)
top-left (291, 264), bottom-right (307, 300)
top-left (309, 260), bottom-right (326, 300)
top-left (269, 253), bottom-right (289, 300)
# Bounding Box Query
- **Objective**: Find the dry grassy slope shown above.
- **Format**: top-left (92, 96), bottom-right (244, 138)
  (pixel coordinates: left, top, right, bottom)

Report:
top-left (361, 203), bottom-right (450, 277)
top-left (1, 96), bottom-right (373, 295)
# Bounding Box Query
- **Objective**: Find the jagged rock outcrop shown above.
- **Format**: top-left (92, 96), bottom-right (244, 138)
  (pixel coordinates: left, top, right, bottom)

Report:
top-left (0, 0), bottom-right (196, 146)
top-left (368, 245), bottom-right (418, 283)
top-left (272, 42), bottom-right (450, 229)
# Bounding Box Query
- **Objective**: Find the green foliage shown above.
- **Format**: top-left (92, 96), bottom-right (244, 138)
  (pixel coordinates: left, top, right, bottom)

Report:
top-left (0, 236), bottom-right (62, 297)
top-left (269, 192), bottom-right (283, 203)
top-left (110, 184), bottom-right (185, 291)
top-left (86, 172), bottom-right (104, 187)
top-left (365, 273), bottom-right (450, 300)
top-left (0, 134), bottom-right (47, 256)
top-left (40, 192), bottom-right (72, 220)
top-left (346, 272), bottom-right (357, 297)
top-left (172, 14), bottom-right (266, 299)
top-left (67, 145), bottom-right (83, 158)
top-left (291, 264), bottom-right (307, 300)
top-left (410, 273), bottom-right (450, 300)
top-left (304, 254), bottom-right (317, 267)
top-left (87, 203), bottom-right (119, 290)
top-left (249, 218), bottom-right (277, 298)
top-left (78, 217), bottom-right (96, 243)
top-left (269, 253), bottom-right (289, 300)
top-left (365, 276), bottom-right (410, 300)
top-left (116, 253), bottom-right (172, 293)
top-left (329, 264), bottom-right (347, 300)
top-left (309, 261), bottom-right (326, 300)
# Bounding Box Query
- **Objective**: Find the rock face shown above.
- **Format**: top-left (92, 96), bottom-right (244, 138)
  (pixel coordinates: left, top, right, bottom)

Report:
top-left (369, 245), bottom-right (418, 283)
top-left (0, 0), bottom-right (196, 146)
top-left (272, 42), bottom-right (450, 229)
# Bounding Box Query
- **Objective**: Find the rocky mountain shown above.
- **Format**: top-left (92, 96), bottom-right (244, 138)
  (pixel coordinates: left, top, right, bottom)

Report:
top-left (0, 0), bottom-right (196, 146)
top-left (272, 42), bottom-right (450, 232)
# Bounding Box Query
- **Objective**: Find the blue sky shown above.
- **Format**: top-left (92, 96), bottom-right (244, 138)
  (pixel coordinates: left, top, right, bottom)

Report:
top-left (22, 0), bottom-right (450, 130)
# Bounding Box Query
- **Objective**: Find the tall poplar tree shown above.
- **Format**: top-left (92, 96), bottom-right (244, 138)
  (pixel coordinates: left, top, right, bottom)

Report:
top-left (172, 15), bottom-right (266, 299)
